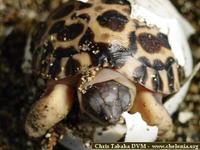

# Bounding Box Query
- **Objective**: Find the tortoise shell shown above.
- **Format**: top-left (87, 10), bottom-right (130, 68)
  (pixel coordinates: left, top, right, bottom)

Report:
top-left (32, 0), bottom-right (181, 94)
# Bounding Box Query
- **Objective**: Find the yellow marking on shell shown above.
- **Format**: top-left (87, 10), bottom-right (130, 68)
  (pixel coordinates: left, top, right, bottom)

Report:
top-left (118, 56), bottom-right (141, 81)
top-left (52, 19), bottom-right (88, 52)
top-left (159, 70), bottom-right (169, 93)
top-left (50, 35), bottom-right (56, 42)
top-left (73, 52), bottom-right (92, 68)
top-left (172, 63), bottom-right (180, 91)
top-left (57, 58), bottom-right (69, 79)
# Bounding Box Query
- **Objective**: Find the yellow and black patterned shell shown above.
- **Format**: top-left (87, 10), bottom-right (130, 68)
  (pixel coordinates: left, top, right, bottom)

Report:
top-left (32, 0), bottom-right (181, 94)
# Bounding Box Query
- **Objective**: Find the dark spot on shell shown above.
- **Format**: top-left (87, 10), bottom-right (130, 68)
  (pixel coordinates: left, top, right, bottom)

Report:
top-left (79, 27), bottom-right (98, 53)
top-left (65, 57), bottom-right (81, 76)
top-left (53, 47), bottom-right (78, 58)
top-left (152, 71), bottom-right (163, 92)
top-left (39, 50), bottom-right (62, 79)
top-left (49, 20), bottom-right (65, 35)
top-left (165, 57), bottom-right (175, 69)
top-left (97, 10), bottom-right (128, 32)
top-left (138, 57), bottom-right (151, 68)
top-left (79, 27), bottom-right (94, 44)
top-left (57, 23), bottom-right (84, 41)
top-left (36, 41), bottom-right (54, 75)
top-left (165, 57), bottom-right (175, 92)
top-left (138, 33), bottom-right (161, 53)
top-left (167, 66), bottom-right (174, 93)
top-left (135, 22), bottom-right (148, 29)
top-left (77, 14), bottom-right (90, 22)
top-left (133, 65), bottom-right (147, 85)
top-left (75, 1), bottom-right (92, 10)
top-left (128, 32), bottom-right (137, 54)
top-left (102, 0), bottom-right (130, 5)
top-left (178, 65), bottom-right (185, 84)
top-left (153, 59), bottom-right (165, 70)
top-left (90, 43), bottom-right (111, 67)
top-left (35, 41), bottom-right (64, 79)
top-left (71, 13), bottom-right (90, 22)
top-left (48, 58), bottom-right (62, 78)
top-left (52, 3), bottom-right (74, 20)
top-left (157, 33), bottom-right (171, 49)
top-left (43, 41), bottom-right (54, 56)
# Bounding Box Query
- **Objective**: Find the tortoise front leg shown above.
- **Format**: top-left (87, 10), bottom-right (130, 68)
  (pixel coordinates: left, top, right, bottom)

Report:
top-left (130, 87), bottom-right (174, 139)
top-left (25, 78), bottom-right (76, 138)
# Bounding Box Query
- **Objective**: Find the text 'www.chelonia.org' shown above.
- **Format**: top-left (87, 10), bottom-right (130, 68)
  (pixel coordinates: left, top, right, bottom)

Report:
top-left (91, 142), bottom-right (200, 150)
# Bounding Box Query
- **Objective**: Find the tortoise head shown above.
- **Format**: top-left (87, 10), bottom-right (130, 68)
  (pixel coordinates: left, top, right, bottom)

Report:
top-left (78, 68), bottom-right (136, 124)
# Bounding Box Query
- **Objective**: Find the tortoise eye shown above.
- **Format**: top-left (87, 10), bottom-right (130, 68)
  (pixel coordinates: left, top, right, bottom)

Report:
top-left (82, 80), bottom-right (131, 124)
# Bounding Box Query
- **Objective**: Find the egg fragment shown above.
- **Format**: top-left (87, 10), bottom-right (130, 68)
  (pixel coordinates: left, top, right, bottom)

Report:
top-left (122, 112), bottom-right (158, 142)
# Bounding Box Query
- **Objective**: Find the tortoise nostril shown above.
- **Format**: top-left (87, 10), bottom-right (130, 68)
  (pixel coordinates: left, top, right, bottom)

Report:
top-left (82, 80), bottom-right (131, 124)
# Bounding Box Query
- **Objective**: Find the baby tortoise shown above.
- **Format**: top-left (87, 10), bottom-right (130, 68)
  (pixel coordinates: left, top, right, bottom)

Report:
top-left (25, 0), bottom-right (182, 139)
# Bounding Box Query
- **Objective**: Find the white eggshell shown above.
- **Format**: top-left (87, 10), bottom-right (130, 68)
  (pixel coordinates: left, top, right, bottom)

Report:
top-left (122, 112), bottom-right (158, 142)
